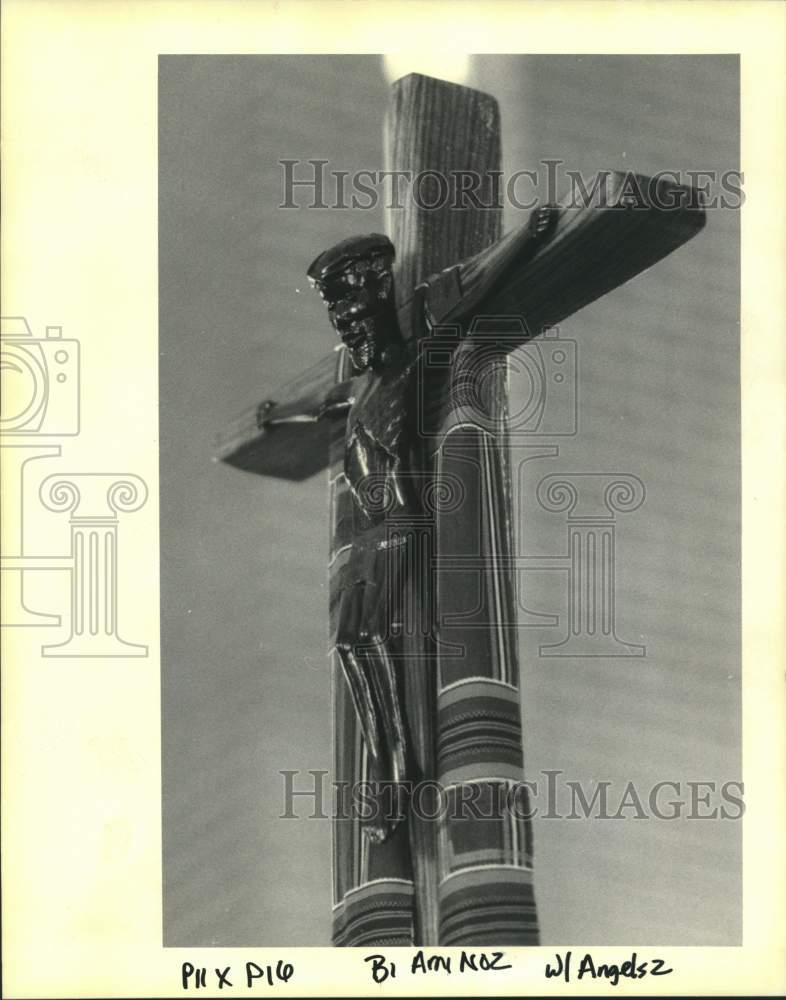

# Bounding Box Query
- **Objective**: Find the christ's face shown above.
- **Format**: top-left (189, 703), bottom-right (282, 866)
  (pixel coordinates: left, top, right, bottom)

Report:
top-left (308, 242), bottom-right (396, 372)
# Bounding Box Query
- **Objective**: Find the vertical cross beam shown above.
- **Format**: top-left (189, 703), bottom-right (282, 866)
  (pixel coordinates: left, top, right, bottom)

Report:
top-left (383, 75), bottom-right (526, 945)
top-left (384, 74), bottom-right (502, 297)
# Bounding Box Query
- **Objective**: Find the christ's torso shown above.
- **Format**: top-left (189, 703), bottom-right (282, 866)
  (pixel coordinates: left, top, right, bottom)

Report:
top-left (344, 360), bottom-right (416, 525)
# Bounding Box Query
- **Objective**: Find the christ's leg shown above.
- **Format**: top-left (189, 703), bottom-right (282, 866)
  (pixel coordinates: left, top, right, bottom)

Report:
top-left (334, 542), bottom-right (413, 842)
top-left (335, 577), bottom-right (405, 843)
top-left (355, 540), bottom-right (414, 840)
top-left (334, 582), bottom-right (384, 773)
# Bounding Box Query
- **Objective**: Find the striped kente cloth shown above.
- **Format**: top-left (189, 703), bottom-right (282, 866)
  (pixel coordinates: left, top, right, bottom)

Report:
top-left (328, 335), bottom-right (539, 947)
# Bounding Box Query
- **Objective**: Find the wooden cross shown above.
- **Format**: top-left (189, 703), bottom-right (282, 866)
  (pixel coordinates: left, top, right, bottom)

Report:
top-left (217, 73), bottom-right (704, 947)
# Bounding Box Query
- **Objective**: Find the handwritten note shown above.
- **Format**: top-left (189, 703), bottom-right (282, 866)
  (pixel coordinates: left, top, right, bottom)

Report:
top-left (545, 950), bottom-right (673, 986)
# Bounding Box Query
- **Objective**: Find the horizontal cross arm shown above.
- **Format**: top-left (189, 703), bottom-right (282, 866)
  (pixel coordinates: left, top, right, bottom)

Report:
top-left (214, 351), bottom-right (350, 480)
top-left (217, 172), bottom-right (705, 481)
top-left (433, 171), bottom-right (706, 340)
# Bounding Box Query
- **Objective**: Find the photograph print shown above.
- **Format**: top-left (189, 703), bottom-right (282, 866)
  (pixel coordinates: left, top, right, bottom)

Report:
top-left (159, 53), bottom-right (741, 948)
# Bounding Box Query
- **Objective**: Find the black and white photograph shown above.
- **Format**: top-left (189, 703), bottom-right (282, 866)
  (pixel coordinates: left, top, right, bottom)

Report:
top-left (160, 53), bottom-right (741, 948)
top-left (3, 3), bottom-right (785, 997)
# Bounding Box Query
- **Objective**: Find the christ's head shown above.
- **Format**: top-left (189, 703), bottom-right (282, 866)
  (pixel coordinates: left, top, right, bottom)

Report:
top-left (307, 233), bottom-right (400, 372)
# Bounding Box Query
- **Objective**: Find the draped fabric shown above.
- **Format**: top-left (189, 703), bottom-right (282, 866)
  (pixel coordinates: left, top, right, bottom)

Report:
top-left (328, 336), bottom-right (540, 946)
top-left (430, 351), bottom-right (539, 945)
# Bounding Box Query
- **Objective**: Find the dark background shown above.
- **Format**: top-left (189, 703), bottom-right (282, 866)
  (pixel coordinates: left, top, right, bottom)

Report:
top-left (159, 55), bottom-right (740, 945)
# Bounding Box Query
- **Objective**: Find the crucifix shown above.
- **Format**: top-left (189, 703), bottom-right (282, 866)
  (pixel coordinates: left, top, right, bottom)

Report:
top-left (217, 73), bottom-right (704, 947)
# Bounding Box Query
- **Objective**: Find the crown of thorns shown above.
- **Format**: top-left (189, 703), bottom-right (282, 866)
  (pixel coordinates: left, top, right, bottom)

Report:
top-left (307, 233), bottom-right (394, 289)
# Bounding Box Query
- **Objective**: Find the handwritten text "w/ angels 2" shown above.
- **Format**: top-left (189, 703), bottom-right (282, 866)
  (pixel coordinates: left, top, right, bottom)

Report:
top-left (545, 951), bottom-right (673, 986)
